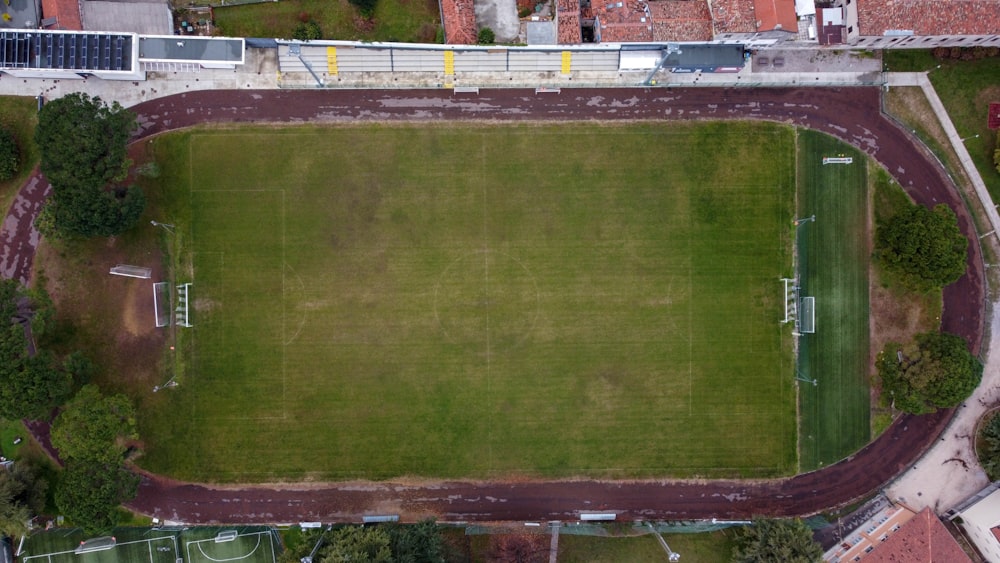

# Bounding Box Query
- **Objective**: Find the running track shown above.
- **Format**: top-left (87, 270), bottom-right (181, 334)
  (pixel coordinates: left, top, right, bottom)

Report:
top-left (5, 86), bottom-right (983, 523)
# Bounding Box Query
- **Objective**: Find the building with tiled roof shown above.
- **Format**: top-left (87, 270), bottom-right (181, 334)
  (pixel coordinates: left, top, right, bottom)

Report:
top-left (557, 0), bottom-right (583, 43)
top-left (592, 0), bottom-right (653, 42)
top-left (952, 482), bottom-right (1000, 562)
top-left (753, 0), bottom-right (797, 32)
top-left (647, 0), bottom-right (714, 42)
top-left (40, 0), bottom-right (82, 31)
top-left (442, 0), bottom-right (478, 45)
top-left (861, 507), bottom-right (971, 563)
top-left (824, 502), bottom-right (971, 563)
top-left (707, 0), bottom-right (757, 34)
top-left (846, 0), bottom-right (1000, 49)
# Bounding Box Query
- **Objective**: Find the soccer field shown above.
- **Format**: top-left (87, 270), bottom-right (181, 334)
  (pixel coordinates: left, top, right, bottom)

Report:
top-left (139, 122), bottom-right (798, 481)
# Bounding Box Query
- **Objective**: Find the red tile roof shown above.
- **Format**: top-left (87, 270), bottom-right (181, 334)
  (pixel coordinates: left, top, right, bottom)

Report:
top-left (40, 0), bottom-right (82, 31)
top-left (648, 0), bottom-right (714, 41)
top-left (865, 508), bottom-right (972, 563)
top-left (857, 0), bottom-right (1000, 36)
top-left (753, 0), bottom-right (797, 31)
top-left (594, 0), bottom-right (653, 42)
top-left (709, 0), bottom-right (758, 33)
top-left (442, 0), bottom-right (477, 44)
top-left (557, 0), bottom-right (583, 44)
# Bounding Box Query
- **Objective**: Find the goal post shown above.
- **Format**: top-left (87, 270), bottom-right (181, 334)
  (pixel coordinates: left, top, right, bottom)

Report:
top-left (110, 265), bottom-right (152, 279)
top-left (176, 283), bottom-right (192, 328)
top-left (153, 282), bottom-right (170, 328)
top-left (215, 531), bottom-right (238, 543)
top-left (800, 296), bottom-right (815, 334)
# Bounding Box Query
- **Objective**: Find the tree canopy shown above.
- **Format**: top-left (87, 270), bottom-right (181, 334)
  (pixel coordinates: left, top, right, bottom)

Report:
top-left (875, 203), bottom-right (968, 290)
top-left (52, 385), bottom-right (139, 533)
top-left (0, 278), bottom-right (70, 420)
top-left (51, 384), bottom-right (137, 464)
top-left (35, 93), bottom-right (144, 238)
top-left (732, 519), bottom-right (822, 563)
top-left (0, 461), bottom-right (47, 538)
top-left (279, 521), bottom-right (447, 563)
top-left (978, 412), bottom-right (1000, 480)
top-left (877, 332), bottom-right (982, 414)
top-left (55, 460), bottom-right (138, 534)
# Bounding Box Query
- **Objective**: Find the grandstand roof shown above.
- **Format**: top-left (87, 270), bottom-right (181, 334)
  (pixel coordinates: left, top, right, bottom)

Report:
top-left (0, 29), bottom-right (133, 71)
top-left (139, 36), bottom-right (244, 63)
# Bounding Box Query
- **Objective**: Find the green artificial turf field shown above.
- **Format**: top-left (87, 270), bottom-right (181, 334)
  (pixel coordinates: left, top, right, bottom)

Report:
top-left (139, 122), bottom-right (799, 481)
top-left (796, 130), bottom-right (871, 471)
top-left (22, 528), bottom-right (277, 563)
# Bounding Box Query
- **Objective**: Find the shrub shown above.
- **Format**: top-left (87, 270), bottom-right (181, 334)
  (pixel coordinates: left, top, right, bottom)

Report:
top-left (348, 0), bottom-right (378, 18)
top-left (478, 27), bottom-right (495, 45)
top-left (518, 7), bottom-right (533, 17)
top-left (0, 127), bottom-right (18, 181)
top-left (292, 21), bottom-right (322, 41)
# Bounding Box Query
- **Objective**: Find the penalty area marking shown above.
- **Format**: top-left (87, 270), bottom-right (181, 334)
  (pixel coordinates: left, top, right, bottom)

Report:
top-left (22, 536), bottom-right (177, 563)
top-left (187, 532), bottom-right (274, 563)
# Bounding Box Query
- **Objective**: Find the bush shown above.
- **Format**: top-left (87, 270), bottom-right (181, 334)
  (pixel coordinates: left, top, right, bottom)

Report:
top-left (348, 0), bottom-right (378, 18)
top-left (877, 332), bottom-right (982, 414)
top-left (0, 127), bottom-right (18, 181)
top-left (478, 27), bottom-right (495, 45)
top-left (292, 21), bottom-right (322, 41)
top-left (995, 133), bottom-right (1000, 174)
top-left (518, 7), bottom-right (533, 17)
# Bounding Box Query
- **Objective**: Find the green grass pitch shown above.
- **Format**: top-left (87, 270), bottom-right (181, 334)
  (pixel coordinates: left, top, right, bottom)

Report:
top-left (796, 130), bottom-right (871, 471)
top-left (22, 528), bottom-right (277, 563)
top-left (139, 122), bottom-right (800, 481)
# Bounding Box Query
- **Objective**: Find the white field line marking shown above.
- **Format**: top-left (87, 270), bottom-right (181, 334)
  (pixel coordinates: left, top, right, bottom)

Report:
top-left (23, 537), bottom-right (174, 563)
top-left (188, 532), bottom-right (268, 563)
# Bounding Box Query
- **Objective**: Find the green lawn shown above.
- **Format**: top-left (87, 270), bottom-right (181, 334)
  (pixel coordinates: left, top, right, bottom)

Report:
top-left (0, 96), bottom-right (40, 216)
top-left (884, 51), bottom-right (1000, 201)
top-left (212, 0), bottom-right (440, 43)
top-left (136, 122), bottom-right (797, 482)
top-left (796, 130), bottom-right (871, 470)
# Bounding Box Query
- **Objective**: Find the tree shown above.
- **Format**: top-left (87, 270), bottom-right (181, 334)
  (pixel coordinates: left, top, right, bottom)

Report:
top-left (55, 460), bottom-right (138, 534)
top-left (978, 412), bottom-right (1000, 480)
top-left (0, 278), bottom-right (71, 420)
top-left (487, 533), bottom-right (548, 563)
top-left (478, 27), bottom-right (496, 45)
top-left (35, 93), bottom-right (144, 238)
top-left (387, 519), bottom-right (446, 562)
top-left (875, 203), bottom-right (968, 290)
top-left (36, 93), bottom-right (135, 189)
top-left (877, 332), bottom-right (982, 414)
top-left (0, 461), bottom-right (47, 537)
top-left (732, 519), bottom-right (822, 563)
top-left (0, 127), bottom-right (19, 181)
top-left (51, 385), bottom-right (137, 464)
top-left (317, 526), bottom-right (392, 563)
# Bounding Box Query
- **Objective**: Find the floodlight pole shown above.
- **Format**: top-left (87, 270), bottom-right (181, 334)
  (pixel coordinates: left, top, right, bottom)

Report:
top-left (960, 134), bottom-right (980, 142)
top-left (793, 215), bottom-right (815, 226)
top-left (795, 372), bottom-right (818, 386)
top-left (151, 220), bottom-right (175, 233)
top-left (646, 523), bottom-right (680, 562)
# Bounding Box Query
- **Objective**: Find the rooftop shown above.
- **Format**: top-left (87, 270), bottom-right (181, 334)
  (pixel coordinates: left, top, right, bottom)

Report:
top-left (864, 507), bottom-right (971, 563)
top-left (647, 0), bottom-right (714, 41)
top-left (442, 0), bottom-right (478, 45)
top-left (709, 0), bottom-right (758, 34)
top-left (753, 0), bottom-right (798, 32)
top-left (857, 0), bottom-right (1000, 36)
top-left (81, 1), bottom-right (172, 35)
top-left (557, 0), bottom-right (582, 43)
top-left (593, 0), bottom-right (653, 42)
top-left (40, 0), bottom-right (82, 30)
top-left (138, 36), bottom-right (244, 63)
top-left (0, 0), bottom-right (39, 30)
